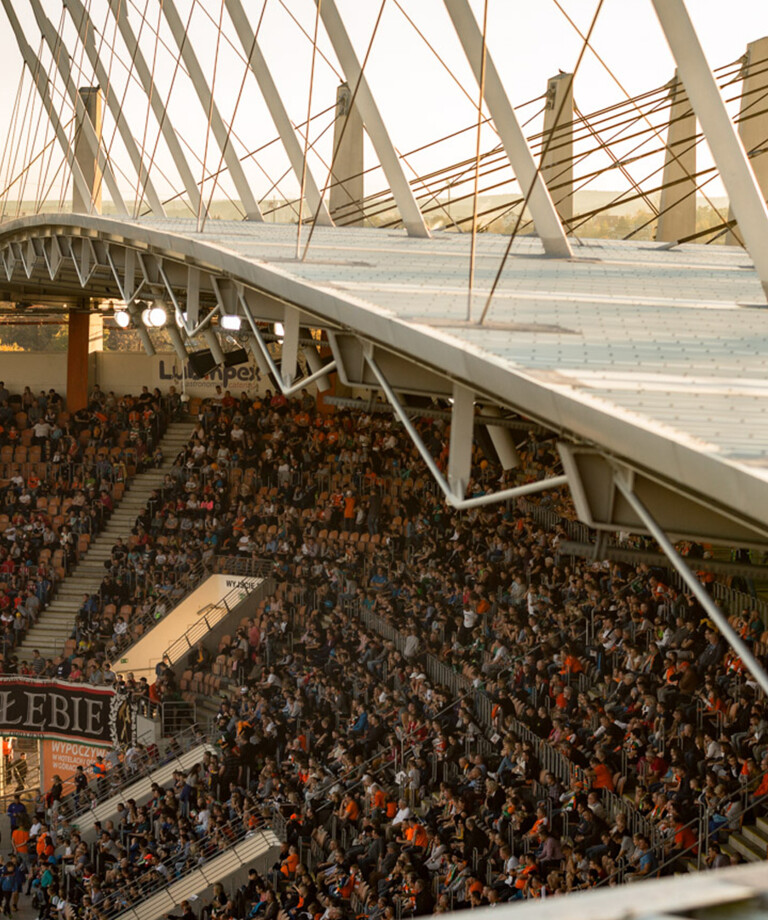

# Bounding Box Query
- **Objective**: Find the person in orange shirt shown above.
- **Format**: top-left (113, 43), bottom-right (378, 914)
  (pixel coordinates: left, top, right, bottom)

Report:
top-left (369, 783), bottom-right (387, 819)
top-left (589, 757), bottom-right (615, 792)
top-left (11, 826), bottom-right (28, 862)
top-left (399, 817), bottom-right (428, 851)
top-left (337, 794), bottom-right (360, 828)
top-left (280, 845), bottom-right (300, 878)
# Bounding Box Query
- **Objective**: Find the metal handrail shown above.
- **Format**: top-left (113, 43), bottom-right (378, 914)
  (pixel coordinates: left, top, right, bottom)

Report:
top-left (44, 724), bottom-right (207, 822)
top-left (108, 556), bottom-right (274, 668)
top-left (594, 778), bottom-right (768, 887)
top-left (159, 566), bottom-right (272, 667)
top-left (102, 821), bottom-right (275, 919)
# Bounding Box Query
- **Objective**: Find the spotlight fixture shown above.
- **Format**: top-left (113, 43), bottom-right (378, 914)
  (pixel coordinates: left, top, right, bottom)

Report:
top-left (148, 305), bottom-right (167, 327)
top-left (114, 309), bottom-right (130, 328)
top-left (220, 314), bottom-right (242, 331)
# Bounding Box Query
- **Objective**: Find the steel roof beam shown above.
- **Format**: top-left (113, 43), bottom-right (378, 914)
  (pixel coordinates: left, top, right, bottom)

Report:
top-left (315, 0), bottom-right (429, 239)
top-left (63, 0), bottom-right (166, 217)
top-left (443, 0), bottom-right (572, 258)
top-left (652, 0), bottom-right (768, 298)
top-left (158, 0), bottom-right (262, 222)
top-left (104, 0), bottom-right (201, 214)
top-left (0, 0), bottom-right (96, 215)
top-left (365, 345), bottom-right (567, 508)
top-left (224, 0), bottom-right (332, 227)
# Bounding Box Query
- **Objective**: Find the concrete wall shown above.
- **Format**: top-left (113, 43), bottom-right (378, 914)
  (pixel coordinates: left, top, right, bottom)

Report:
top-left (0, 352), bottom-right (69, 396)
top-left (0, 351), bottom-right (264, 400)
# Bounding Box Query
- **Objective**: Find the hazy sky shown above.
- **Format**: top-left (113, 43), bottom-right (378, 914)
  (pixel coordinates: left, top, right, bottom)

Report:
top-left (0, 1), bottom-right (766, 208)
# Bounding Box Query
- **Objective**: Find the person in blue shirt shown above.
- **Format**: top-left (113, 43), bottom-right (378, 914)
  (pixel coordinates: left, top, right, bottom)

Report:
top-left (6, 795), bottom-right (26, 832)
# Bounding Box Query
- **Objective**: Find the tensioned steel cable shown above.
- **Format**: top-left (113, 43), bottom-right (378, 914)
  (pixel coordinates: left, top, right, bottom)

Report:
top-left (478, 0), bottom-right (604, 326)
top-left (276, 0), bottom-right (342, 81)
top-left (0, 116), bottom-right (76, 214)
top-left (624, 106), bottom-right (768, 242)
top-left (341, 101), bottom-right (552, 228)
top-left (33, 8), bottom-right (70, 214)
top-left (467, 0), bottom-right (489, 317)
top-left (0, 66), bottom-right (26, 220)
top-left (357, 81), bottom-right (678, 227)
top-left (479, 84), bottom-right (690, 232)
top-left (569, 91), bottom-right (768, 238)
top-left (301, 0), bottom-right (389, 261)
top-left (17, 32), bottom-right (62, 218)
top-left (477, 52), bottom-right (757, 238)
top-left (550, 0), bottom-right (737, 244)
top-left (296, 0), bottom-right (322, 255)
top-left (392, 0), bottom-right (499, 136)
top-left (129, 0), bottom-right (164, 216)
top-left (200, 1), bottom-right (271, 234)
top-left (196, 0), bottom-right (227, 231)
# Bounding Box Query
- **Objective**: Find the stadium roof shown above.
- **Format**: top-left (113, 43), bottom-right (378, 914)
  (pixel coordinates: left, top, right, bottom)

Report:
top-left (2, 213), bottom-right (768, 545)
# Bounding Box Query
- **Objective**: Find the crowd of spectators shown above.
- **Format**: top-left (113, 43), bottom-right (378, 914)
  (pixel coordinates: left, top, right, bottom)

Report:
top-left (4, 381), bottom-right (768, 920)
top-left (0, 380), bottom-right (173, 671)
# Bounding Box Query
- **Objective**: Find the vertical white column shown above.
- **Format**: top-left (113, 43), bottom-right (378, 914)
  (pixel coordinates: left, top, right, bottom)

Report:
top-left (159, 0), bottom-right (262, 221)
top-left (63, 0), bottom-right (166, 216)
top-left (223, 0), bottom-right (332, 226)
top-left (105, 0), bottom-right (201, 214)
top-left (727, 37), bottom-right (768, 244)
top-left (330, 83), bottom-right (365, 226)
top-left (316, 0), bottom-right (429, 238)
top-left (542, 72), bottom-right (574, 224)
top-left (656, 71), bottom-right (697, 242)
top-left (443, 0), bottom-right (572, 257)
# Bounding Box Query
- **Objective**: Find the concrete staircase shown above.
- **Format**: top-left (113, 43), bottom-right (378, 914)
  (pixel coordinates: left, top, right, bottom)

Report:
top-left (685, 814), bottom-right (768, 871)
top-left (723, 814), bottom-right (768, 863)
top-left (17, 421), bottom-right (193, 661)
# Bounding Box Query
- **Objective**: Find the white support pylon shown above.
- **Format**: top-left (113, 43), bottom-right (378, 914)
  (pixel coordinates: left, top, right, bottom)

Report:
top-left (542, 73), bottom-right (575, 225)
top-left (726, 37), bottom-right (768, 245)
top-left (104, 0), bottom-right (201, 215)
top-left (0, 0), bottom-right (95, 214)
top-left (27, 0), bottom-right (128, 217)
top-left (652, 0), bottom-right (768, 297)
top-left (656, 71), bottom-right (697, 243)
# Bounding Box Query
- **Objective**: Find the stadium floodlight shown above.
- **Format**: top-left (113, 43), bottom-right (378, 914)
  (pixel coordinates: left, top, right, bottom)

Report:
top-left (114, 309), bottom-right (130, 328)
top-left (220, 314), bottom-right (242, 331)
top-left (148, 305), bottom-right (167, 327)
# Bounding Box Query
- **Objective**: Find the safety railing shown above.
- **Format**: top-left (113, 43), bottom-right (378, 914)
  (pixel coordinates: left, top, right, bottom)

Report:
top-left (159, 700), bottom-right (197, 737)
top-left (343, 594), bottom-right (661, 852)
top-left (595, 779), bottom-right (768, 886)
top-left (44, 724), bottom-right (207, 823)
top-left (108, 555), bottom-right (275, 668)
top-left (101, 821), bottom-right (276, 919)
top-left (159, 573), bottom-right (270, 669)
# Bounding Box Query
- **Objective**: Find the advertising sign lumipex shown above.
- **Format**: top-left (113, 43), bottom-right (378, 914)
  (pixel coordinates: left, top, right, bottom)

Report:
top-left (0, 678), bottom-right (134, 745)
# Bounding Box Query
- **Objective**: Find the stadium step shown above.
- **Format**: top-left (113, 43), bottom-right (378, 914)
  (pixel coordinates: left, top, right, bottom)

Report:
top-left (17, 422), bottom-right (194, 662)
top-left (723, 831), bottom-right (765, 863)
top-left (738, 822), bottom-right (768, 856)
top-left (111, 829), bottom-right (281, 920)
top-left (75, 741), bottom-right (217, 842)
